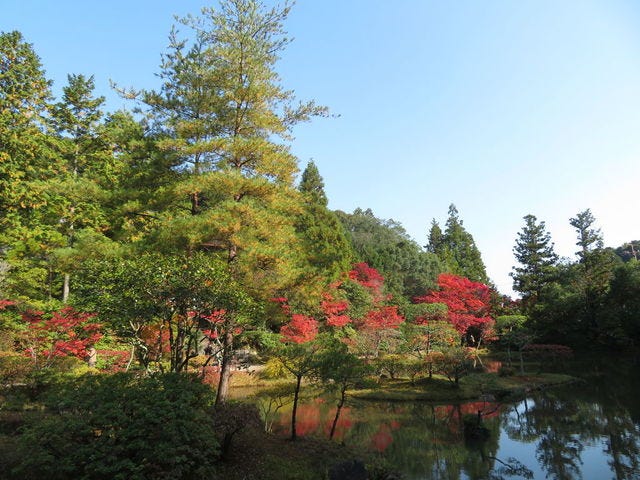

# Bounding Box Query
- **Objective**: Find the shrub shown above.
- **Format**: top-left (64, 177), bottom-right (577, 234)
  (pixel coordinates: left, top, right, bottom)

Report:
top-left (8, 373), bottom-right (219, 479)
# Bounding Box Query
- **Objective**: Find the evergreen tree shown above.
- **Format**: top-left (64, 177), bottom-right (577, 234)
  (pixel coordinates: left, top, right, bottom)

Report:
top-left (0, 31), bottom-right (62, 306)
top-left (299, 160), bottom-right (328, 206)
top-left (569, 209), bottom-right (617, 337)
top-left (570, 209), bottom-right (603, 262)
top-left (135, 0), bottom-right (326, 404)
top-left (511, 214), bottom-right (558, 310)
top-left (425, 219), bottom-right (444, 255)
top-left (294, 161), bottom-right (353, 301)
top-left (50, 74), bottom-right (111, 302)
top-left (440, 204), bottom-right (488, 283)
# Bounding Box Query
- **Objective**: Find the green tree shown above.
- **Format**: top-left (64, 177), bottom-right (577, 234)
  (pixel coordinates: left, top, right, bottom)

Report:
top-left (336, 208), bottom-right (442, 300)
top-left (440, 204), bottom-right (488, 283)
top-left (0, 31), bottom-right (64, 307)
top-left (290, 161), bottom-right (353, 306)
top-left (134, 0), bottom-right (327, 404)
top-left (600, 259), bottom-right (640, 346)
top-left (426, 218), bottom-right (444, 255)
top-left (299, 160), bottom-right (328, 206)
top-left (49, 73), bottom-right (112, 302)
top-left (511, 214), bottom-right (558, 311)
top-left (569, 209), bottom-right (618, 340)
top-left (315, 340), bottom-right (370, 440)
top-left (75, 252), bottom-right (255, 374)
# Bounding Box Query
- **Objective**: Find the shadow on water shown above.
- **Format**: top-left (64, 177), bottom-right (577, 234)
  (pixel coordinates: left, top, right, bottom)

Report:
top-left (255, 353), bottom-right (640, 479)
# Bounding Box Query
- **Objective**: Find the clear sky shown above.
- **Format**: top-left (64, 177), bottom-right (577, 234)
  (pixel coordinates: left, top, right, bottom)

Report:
top-left (3, 0), bottom-right (640, 295)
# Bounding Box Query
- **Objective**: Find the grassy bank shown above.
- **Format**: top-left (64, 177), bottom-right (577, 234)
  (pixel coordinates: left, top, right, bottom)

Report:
top-left (351, 372), bottom-right (577, 402)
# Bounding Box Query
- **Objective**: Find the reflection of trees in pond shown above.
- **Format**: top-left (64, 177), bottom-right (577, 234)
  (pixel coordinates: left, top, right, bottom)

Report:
top-left (501, 358), bottom-right (640, 480)
top-left (261, 359), bottom-right (640, 480)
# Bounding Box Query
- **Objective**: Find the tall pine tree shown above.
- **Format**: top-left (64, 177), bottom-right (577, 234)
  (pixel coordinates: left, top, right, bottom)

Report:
top-left (0, 31), bottom-right (63, 305)
top-left (511, 214), bottom-right (558, 310)
top-left (134, 0), bottom-right (327, 403)
top-left (438, 204), bottom-right (488, 283)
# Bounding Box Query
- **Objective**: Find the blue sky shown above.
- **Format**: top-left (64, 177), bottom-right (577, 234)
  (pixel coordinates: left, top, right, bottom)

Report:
top-left (3, 1), bottom-right (640, 295)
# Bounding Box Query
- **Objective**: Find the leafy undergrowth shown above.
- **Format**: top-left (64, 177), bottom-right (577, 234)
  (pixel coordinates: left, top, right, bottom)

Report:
top-left (351, 372), bottom-right (576, 402)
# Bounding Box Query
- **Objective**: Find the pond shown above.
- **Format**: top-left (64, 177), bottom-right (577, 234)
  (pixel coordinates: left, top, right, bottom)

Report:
top-left (259, 355), bottom-right (640, 479)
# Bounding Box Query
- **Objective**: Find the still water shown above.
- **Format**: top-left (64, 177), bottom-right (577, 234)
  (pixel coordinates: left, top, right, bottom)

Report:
top-left (264, 355), bottom-right (640, 479)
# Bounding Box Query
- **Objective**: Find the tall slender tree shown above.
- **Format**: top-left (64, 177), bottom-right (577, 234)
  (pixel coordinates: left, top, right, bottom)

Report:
top-left (135, 0), bottom-right (327, 404)
top-left (50, 74), bottom-right (110, 302)
top-left (426, 219), bottom-right (444, 254)
top-left (569, 209), bottom-right (616, 335)
top-left (299, 160), bottom-right (328, 206)
top-left (293, 161), bottom-right (353, 305)
top-left (511, 214), bottom-right (558, 310)
top-left (0, 31), bottom-right (62, 305)
top-left (440, 204), bottom-right (488, 283)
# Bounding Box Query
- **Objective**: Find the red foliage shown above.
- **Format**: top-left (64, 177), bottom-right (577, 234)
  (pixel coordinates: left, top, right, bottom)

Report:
top-left (349, 262), bottom-right (385, 299)
top-left (0, 299), bottom-right (15, 310)
top-left (271, 297), bottom-right (291, 315)
top-left (201, 309), bottom-right (228, 340)
top-left (280, 314), bottom-right (319, 344)
top-left (362, 306), bottom-right (404, 330)
top-left (321, 293), bottom-right (351, 328)
top-left (415, 273), bottom-right (493, 339)
top-left (21, 307), bottom-right (102, 367)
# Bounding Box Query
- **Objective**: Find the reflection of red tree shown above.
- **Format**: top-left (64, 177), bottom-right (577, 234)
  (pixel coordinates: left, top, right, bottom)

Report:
top-left (323, 407), bottom-right (354, 441)
top-left (433, 401), bottom-right (501, 435)
top-left (371, 423), bottom-right (394, 452)
top-left (293, 404), bottom-right (321, 437)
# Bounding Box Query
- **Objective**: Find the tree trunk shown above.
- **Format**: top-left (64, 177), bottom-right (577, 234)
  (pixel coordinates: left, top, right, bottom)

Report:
top-left (290, 374), bottom-right (302, 441)
top-left (215, 330), bottom-right (234, 406)
top-left (329, 385), bottom-right (347, 440)
top-left (62, 273), bottom-right (70, 303)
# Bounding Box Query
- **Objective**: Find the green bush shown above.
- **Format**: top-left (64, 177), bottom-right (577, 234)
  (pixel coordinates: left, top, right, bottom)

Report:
top-left (7, 372), bottom-right (219, 480)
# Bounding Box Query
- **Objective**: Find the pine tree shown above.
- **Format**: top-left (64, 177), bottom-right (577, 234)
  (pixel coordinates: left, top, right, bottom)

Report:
top-left (569, 209), bottom-right (616, 333)
top-left (440, 204), bottom-right (488, 283)
top-left (299, 160), bottom-right (328, 206)
top-left (0, 31), bottom-right (63, 305)
top-left (294, 161), bottom-right (352, 301)
top-left (511, 214), bottom-right (558, 309)
top-left (135, 0), bottom-right (327, 403)
top-left (426, 219), bottom-right (444, 254)
top-left (50, 74), bottom-right (111, 302)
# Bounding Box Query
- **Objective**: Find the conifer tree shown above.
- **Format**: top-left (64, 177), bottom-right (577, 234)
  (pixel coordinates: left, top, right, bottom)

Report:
top-left (569, 209), bottom-right (617, 331)
top-left (294, 161), bottom-right (353, 301)
top-left (135, 0), bottom-right (327, 403)
top-left (50, 74), bottom-right (111, 302)
top-left (440, 204), bottom-right (488, 283)
top-left (0, 31), bottom-right (62, 305)
top-left (426, 219), bottom-right (444, 254)
top-left (511, 214), bottom-right (558, 309)
top-left (299, 160), bottom-right (328, 206)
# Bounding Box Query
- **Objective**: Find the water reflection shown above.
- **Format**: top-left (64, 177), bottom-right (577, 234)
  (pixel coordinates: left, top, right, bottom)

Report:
top-left (262, 356), bottom-right (640, 479)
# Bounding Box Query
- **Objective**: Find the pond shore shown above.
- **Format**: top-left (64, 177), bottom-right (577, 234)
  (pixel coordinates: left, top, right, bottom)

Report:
top-left (349, 372), bottom-right (577, 402)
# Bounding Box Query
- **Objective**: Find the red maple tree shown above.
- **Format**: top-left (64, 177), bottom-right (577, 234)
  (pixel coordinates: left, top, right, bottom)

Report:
top-left (415, 273), bottom-right (494, 346)
top-left (19, 306), bottom-right (102, 369)
top-left (280, 314), bottom-right (319, 344)
top-left (349, 262), bottom-right (385, 300)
